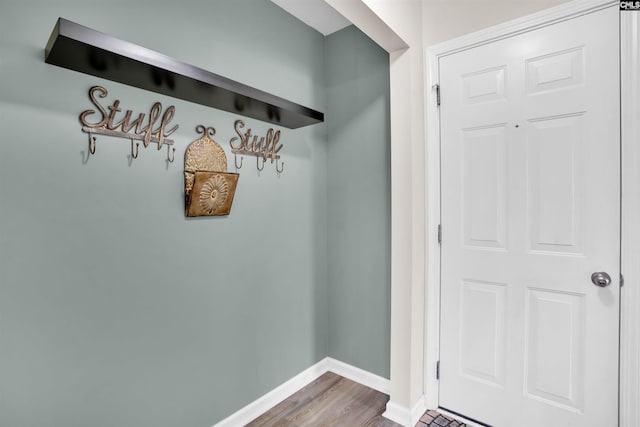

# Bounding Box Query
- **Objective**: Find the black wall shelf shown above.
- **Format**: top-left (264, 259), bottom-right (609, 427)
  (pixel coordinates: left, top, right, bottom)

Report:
top-left (45, 18), bottom-right (324, 129)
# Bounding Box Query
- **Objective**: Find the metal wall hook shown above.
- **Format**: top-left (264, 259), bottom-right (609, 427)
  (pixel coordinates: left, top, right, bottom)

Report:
top-left (276, 158), bottom-right (284, 174)
top-left (234, 153), bottom-right (243, 170)
top-left (131, 139), bottom-right (139, 159)
top-left (256, 155), bottom-right (265, 171)
top-left (167, 145), bottom-right (176, 163)
top-left (89, 133), bottom-right (97, 154)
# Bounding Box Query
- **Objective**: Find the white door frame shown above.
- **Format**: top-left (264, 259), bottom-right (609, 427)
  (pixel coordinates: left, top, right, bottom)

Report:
top-left (424, 2), bottom-right (640, 426)
top-left (619, 10), bottom-right (640, 427)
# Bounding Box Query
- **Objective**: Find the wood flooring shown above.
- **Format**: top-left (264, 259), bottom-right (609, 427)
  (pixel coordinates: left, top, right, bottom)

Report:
top-left (246, 372), bottom-right (402, 427)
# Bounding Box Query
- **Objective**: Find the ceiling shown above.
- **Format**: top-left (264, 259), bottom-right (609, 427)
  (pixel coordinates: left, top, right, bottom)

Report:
top-left (270, 0), bottom-right (352, 36)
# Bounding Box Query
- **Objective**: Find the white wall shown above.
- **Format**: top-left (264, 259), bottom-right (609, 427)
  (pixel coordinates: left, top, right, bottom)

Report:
top-left (423, 0), bottom-right (572, 47)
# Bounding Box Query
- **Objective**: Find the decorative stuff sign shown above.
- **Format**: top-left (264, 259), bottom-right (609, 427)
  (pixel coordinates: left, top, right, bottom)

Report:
top-left (79, 85), bottom-right (178, 162)
top-left (184, 126), bottom-right (239, 217)
top-left (229, 119), bottom-right (284, 174)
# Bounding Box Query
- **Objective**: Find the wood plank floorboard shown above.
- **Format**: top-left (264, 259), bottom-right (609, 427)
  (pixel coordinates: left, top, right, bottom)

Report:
top-left (246, 372), bottom-right (402, 427)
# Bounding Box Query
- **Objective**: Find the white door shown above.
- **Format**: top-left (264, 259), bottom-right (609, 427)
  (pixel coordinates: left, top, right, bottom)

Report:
top-left (439, 6), bottom-right (620, 427)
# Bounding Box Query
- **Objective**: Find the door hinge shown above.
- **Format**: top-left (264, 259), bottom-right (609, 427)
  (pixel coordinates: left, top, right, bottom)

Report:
top-left (436, 360), bottom-right (440, 380)
top-left (433, 83), bottom-right (441, 107)
top-left (437, 224), bottom-right (442, 245)
top-left (621, 273), bottom-right (625, 287)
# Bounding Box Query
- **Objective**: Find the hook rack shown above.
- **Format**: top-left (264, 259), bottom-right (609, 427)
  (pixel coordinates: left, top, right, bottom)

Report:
top-left (86, 131), bottom-right (177, 163)
top-left (229, 119), bottom-right (285, 175)
top-left (80, 86), bottom-right (179, 164)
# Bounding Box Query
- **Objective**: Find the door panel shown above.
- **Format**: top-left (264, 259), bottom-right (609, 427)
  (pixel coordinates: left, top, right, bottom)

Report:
top-left (462, 125), bottom-right (507, 250)
top-left (459, 279), bottom-right (507, 387)
top-left (439, 6), bottom-right (619, 427)
top-left (527, 114), bottom-right (584, 254)
top-left (524, 288), bottom-right (585, 412)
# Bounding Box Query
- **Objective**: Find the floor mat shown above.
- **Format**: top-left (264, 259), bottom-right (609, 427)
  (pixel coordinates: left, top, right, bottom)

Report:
top-left (416, 410), bottom-right (466, 427)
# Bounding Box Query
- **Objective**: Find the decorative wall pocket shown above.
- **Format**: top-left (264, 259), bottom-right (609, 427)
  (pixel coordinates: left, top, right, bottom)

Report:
top-left (79, 86), bottom-right (178, 163)
top-left (184, 126), bottom-right (239, 217)
top-left (230, 119), bottom-right (284, 174)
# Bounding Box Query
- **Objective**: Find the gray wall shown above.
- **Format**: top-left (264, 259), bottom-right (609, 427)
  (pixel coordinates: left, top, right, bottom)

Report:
top-left (0, 1), bottom-right (389, 425)
top-left (325, 27), bottom-right (391, 378)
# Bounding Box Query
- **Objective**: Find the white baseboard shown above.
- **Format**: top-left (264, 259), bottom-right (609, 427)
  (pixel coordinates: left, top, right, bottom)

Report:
top-left (383, 401), bottom-right (412, 426)
top-left (212, 359), bottom-right (329, 427)
top-left (324, 357), bottom-right (390, 394)
top-left (382, 395), bottom-right (427, 427)
top-left (212, 357), bottom-right (391, 427)
top-left (411, 397), bottom-right (428, 426)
